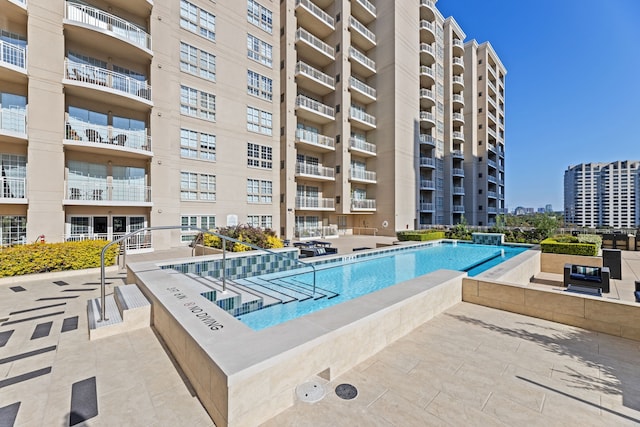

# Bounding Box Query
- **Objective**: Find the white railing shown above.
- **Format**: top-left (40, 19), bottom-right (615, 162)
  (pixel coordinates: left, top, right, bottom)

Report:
top-left (421, 0), bottom-right (435, 8)
top-left (349, 107), bottom-right (376, 127)
top-left (295, 27), bottom-right (335, 58)
top-left (0, 177), bottom-right (26, 199)
top-left (488, 81), bottom-right (497, 93)
top-left (420, 43), bottom-right (434, 56)
top-left (487, 159), bottom-right (497, 169)
top-left (295, 128), bottom-right (335, 149)
top-left (65, 181), bottom-right (151, 202)
top-left (451, 149), bottom-right (463, 157)
top-left (420, 65), bottom-right (434, 77)
top-left (65, 119), bottom-right (151, 151)
top-left (351, 199), bottom-right (376, 210)
top-left (349, 137), bottom-right (376, 154)
top-left (452, 94), bottom-right (464, 104)
top-left (452, 112), bottom-right (464, 122)
top-left (65, 60), bottom-right (151, 101)
top-left (452, 39), bottom-right (464, 48)
top-left (453, 186), bottom-right (465, 194)
top-left (349, 16), bottom-right (376, 44)
top-left (420, 89), bottom-right (434, 100)
top-left (487, 191), bottom-right (497, 198)
top-left (453, 205), bottom-right (465, 213)
top-left (420, 179), bottom-right (435, 189)
top-left (295, 196), bottom-right (335, 210)
top-left (296, 95), bottom-right (335, 118)
top-left (295, 0), bottom-right (334, 28)
top-left (452, 168), bottom-right (464, 176)
top-left (420, 111), bottom-right (435, 122)
top-left (349, 76), bottom-right (376, 99)
top-left (0, 107), bottom-right (27, 134)
top-left (487, 175), bottom-right (497, 183)
top-left (296, 61), bottom-right (335, 88)
top-left (452, 57), bottom-right (464, 67)
top-left (295, 162), bottom-right (335, 179)
top-left (487, 207), bottom-right (498, 214)
top-left (65, 1), bottom-right (151, 50)
top-left (419, 134), bottom-right (436, 146)
top-left (420, 202), bottom-right (434, 211)
top-left (487, 143), bottom-right (496, 153)
top-left (452, 75), bottom-right (464, 86)
top-left (294, 226), bottom-right (338, 239)
top-left (350, 169), bottom-right (376, 182)
top-left (488, 96), bottom-right (497, 108)
top-left (65, 232), bottom-right (152, 251)
top-left (349, 46), bottom-right (376, 72)
top-left (420, 156), bottom-right (434, 167)
top-left (487, 127), bottom-right (497, 138)
top-left (356, 0), bottom-right (376, 16)
top-left (0, 40), bottom-right (26, 70)
top-left (420, 20), bottom-right (434, 32)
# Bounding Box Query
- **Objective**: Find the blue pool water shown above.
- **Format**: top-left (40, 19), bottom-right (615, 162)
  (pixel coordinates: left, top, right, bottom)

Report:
top-left (237, 242), bottom-right (528, 330)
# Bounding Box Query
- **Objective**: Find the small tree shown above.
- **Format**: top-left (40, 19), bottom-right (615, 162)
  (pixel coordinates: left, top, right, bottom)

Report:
top-left (533, 215), bottom-right (558, 240)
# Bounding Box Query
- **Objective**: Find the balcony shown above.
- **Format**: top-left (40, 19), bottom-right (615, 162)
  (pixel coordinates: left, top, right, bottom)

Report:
top-left (420, 20), bottom-right (435, 38)
top-left (295, 0), bottom-right (335, 38)
top-left (295, 27), bottom-right (335, 66)
top-left (420, 89), bottom-right (435, 108)
top-left (452, 131), bottom-right (464, 141)
top-left (452, 112), bottom-right (464, 123)
top-left (295, 94), bottom-right (335, 124)
top-left (351, 199), bottom-right (376, 211)
top-left (64, 1), bottom-right (151, 57)
top-left (487, 175), bottom-right (497, 183)
top-left (349, 169), bottom-right (377, 183)
top-left (349, 77), bottom-right (376, 104)
top-left (420, 111), bottom-right (435, 126)
top-left (451, 149), bottom-right (464, 159)
top-left (452, 186), bottom-right (465, 195)
top-left (420, 179), bottom-right (435, 190)
top-left (487, 127), bottom-right (497, 138)
top-left (0, 177), bottom-right (27, 204)
top-left (349, 138), bottom-right (377, 157)
top-left (420, 0), bottom-right (435, 10)
top-left (349, 107), bottom-right (376, 130)
top-left (487, 207), bottom-right (498, 214)
top-left (452, 57), bottom-right (464, 70)
top-left (420, 156), bottom-right (435, 168)
top-left (452, 205), bottom-right (465, 213)
top-left (487, 159), bottom-right (497, 169)
top-left (295, 61), bottom-right (335, 95)
top-left (420, 43), bottom-right (435, 63)
top-left (419, 134), bottom-right (436, 147)
top-left (295, 162), bottom-right (335, 181)
top-left (0, 107), bottom-right (27, 141)
top-left (487, 96), bottom-right (497, 108)
top-left (295, 196), bottom-right (335, 211)
top-left (488, 80), bottom-right (497, 95)
top-left (487, 191), bottom-right (498, 199)
top-left (65, 231), bottom-right (152, 251)
top-left (452, 168), bottom-right (464, 177)
top-left (349, 47), bottom-right (376, 77)
top-left (452, 94), bottom-right (464, 106)
top-left (295, 128), bottom-right (335, 152)
top-left (352, 0), bottom-right (376, 24)
top-left (452, 38), bottom-right (464, 52)
top-left (64, 181), bottom-right (151, 206)
top-left (420, 65), bottom-right (435, 85)
top-left (420, 202), bottom-right (434, 212)
top-left (349, 16), bottom-right (376, 50)
top-left (64, 120), bottom-right (152, 158)
top-left (64, 60), bottom-right (152, 109)
top-left (0, 39), bottom-right (27, 82)
top-left (487, 143), bottom-right (497, 153)
top-left (452, 75), bottom-right (464, 90)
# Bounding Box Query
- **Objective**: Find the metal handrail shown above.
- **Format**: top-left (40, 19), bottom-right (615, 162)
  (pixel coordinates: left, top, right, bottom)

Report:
top-left (99, 225), bottom-right (317, 322)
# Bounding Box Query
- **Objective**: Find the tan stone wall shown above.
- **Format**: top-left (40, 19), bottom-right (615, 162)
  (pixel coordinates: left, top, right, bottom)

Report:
top-left (540, 252), bottom-right (602, 274)
top-left (462, 278), bottom-right (640, 341)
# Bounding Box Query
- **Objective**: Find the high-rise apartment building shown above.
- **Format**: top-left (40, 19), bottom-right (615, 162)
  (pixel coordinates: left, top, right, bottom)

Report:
top-left (564, 161), bottom-right (640, 228)
top-left (0, 0), bottom-right (505, 250)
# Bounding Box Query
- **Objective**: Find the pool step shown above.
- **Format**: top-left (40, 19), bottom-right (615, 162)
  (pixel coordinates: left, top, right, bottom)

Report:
top-left (272, 277), bottom-right (339, 300)
top-left (193, 275), bottom-right (283, 315)
top-left (240, 277), bottom-right (314, 302)
top-left (87, 284), bottom-right (150, 340)
top-left (233, 278), bottom-right (298, 304)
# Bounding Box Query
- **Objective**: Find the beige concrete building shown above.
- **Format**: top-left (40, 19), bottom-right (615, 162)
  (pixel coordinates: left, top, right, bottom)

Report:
top-left (0, 0), bottom-right (505, 249)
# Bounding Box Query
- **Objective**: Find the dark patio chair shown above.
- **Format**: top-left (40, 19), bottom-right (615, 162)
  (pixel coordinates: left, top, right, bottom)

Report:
top-left (85, 129), bottom-right (103, 143)
top-left (111, 134), bottom-right (127, 146)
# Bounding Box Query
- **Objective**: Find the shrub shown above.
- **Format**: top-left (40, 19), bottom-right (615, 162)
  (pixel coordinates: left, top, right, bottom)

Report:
top-left (397, 230), bottom-right (445, 241)
top-left (202, 225), bottom-right (283, 252)
top-left (577, 234), bottom-right (602, 254)
top-left (540, 237), bottom-right (598, 256)
top-left (0, 240), bottom-right (118, 278)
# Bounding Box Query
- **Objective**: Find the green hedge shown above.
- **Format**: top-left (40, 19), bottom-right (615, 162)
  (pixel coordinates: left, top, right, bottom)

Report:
top-left (540, 237), bottom-right (598, 256)
top-left (0, 240), bottom-right (118, 278)
top-left (397, 230), bottom-right (446, 242)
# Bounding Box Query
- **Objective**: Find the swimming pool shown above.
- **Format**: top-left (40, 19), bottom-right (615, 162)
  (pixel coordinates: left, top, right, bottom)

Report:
top-left (237, 242), bottom-right (528, 330)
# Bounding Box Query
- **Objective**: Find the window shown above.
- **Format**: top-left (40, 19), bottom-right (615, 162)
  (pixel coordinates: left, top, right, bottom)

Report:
top-left (247, 0), bottom-right (273, 33)
top-left (180, 42), bottom-right (216, 81)
top-left (247, 34), bottom-right (273, 67)
top-left (247, 215), bottom-right (272, 229)
top-left (247, 179), bottom-right (272, 203)
top-left (247, 107), bottom-right (273, 135)
top-left (247, 70), bottom-right (273, 101)
top-left (180, 128), bottom-right (216, 161)
top-left (1, 215), bottom-right (26, 245)
top-left (180, 0), bottom-right (215, 41)
top-left (247, 143), bottom-right (272, 169)
top-left (181, 172), bottom-right (216, 201)
top-left (180, 215), bottom-right (197, 242)
top-left (180, 85), bottom-right (216, 121)
top-left (0, 153), bottom-right (26, 198)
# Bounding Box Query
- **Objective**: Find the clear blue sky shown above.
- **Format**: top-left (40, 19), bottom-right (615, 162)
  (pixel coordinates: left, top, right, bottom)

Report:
top-left (437, 0), bottom-right (640, 212)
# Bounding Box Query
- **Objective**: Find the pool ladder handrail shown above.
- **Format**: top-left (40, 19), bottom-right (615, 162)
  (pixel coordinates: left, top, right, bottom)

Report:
top-left (98, 225), bottom-right (317, 322)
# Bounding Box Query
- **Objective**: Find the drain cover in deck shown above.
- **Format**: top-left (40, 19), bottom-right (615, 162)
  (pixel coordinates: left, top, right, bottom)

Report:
top-left (295, 380), bottom-right (326, 403)
top-left (335, 383), bottom-right (358, 400)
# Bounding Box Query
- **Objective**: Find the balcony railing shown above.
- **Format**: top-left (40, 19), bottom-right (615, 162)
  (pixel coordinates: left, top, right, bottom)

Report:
top-left (421, 0), bottom-right (435, 8)
top-left (488, 96), bottom-right (497, 108)
top-left (419, 134), bottom-right (436, 146)
top-left (65, 1), bottom-right (151, 50)
top-left (351, 199), bottom-right (376, 210)
top-left (0, 40), bottom-right (26, 70)
top-left (420, 202), bottom-right (434, 211)
top-left (420, 89), bottom-right (434, 100)
top-left (453, 205), bottom-right (465, 213)
top-left (487, 191), bottom-right (498, 198)
top-left (452, 94), bottom-right (464, 104)
top-left (295, 94), bottom-right (335, 118)
top-left (295, 162), bottom-right (335, 179)
top-left (0, 107), bottom-right (27, 134)
top-left (294, 225), bottom-right (338, 239)
top-left (488, 81), bottom-right (497, 94)
top-left (349, 16), bottom-right (376, 44)
top-left (349, 76), bottom-right (376, 99)
top-left (420, 156), bottom-right (435, 167)
top-left (349, 137), bottom-right (377, 154)
top-left (452, 75), bottom-right (464, 86)
top-left (420, 43), bottom-right (434, 56)
top-left (452, 57), bottom-right (464, 67)
top-left (1, 177), bottom-right (26, 199)
top-left (487, 159), bottom-right (497, 168)
top-left (65, 181), bottom-right (151, 202)
top-left (420, 111), bottom-right (435, 123)
top-left (65, 120), bottom-right (151, 152)
top-left (420, 20), bottom-right (434, 32)
top-left (295, 27), bottom-right (335, 58)
top-left (296, 61), bottom-right (335, 88)
top-left (295, 128), bottom-right (335, 150)
top-left (452, 168), bottom-right (464, 176)
top-left (452, 39), bottom-right (464, 49)
top-left (349, 107), bottom-right (376, 127)
top-left (451, 149), bottom-right (464, 158)
top-left (487, 175), bottom-right (497, 183)
top-left (355, 0), bottom-right (376, 17)
top-left (452, 112), bottom-right (464, 122)
top-left (295, 196), bottom-right (335, 210)
top-left (65, 232), bottom-right (152, 251)
top-left (453, 186), bottom-right (465, 195)
top-left (65, 60), bottom-right (151, 101)
top-left (295, 0), bottom-right (335, 28)
top-left (487, 127), bottom-right (497, 138)
top-left (349, 47), bottom-right (376, 72)
top-left (420, 179), bottom-right (435, 189)
top-left (420, 65), bottom-right (434, 78)
top-left (487, 207), bottom-right (498, 214)
top-left (350, 169), bottom-right (376, 182)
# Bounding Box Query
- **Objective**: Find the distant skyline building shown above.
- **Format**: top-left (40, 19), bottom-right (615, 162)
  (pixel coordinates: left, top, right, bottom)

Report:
top-left (564, 161), bottom-right (640, 228)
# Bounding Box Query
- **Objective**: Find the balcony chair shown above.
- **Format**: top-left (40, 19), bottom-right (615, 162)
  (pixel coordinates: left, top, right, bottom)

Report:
top-left (85, 129), bottom-right (103, 143)
top-left (111, 134), bottom-right (127, 146)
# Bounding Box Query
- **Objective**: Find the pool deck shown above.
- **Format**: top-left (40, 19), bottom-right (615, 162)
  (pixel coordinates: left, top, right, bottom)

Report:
top-left (0, 238), bottom-right (639, 426)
